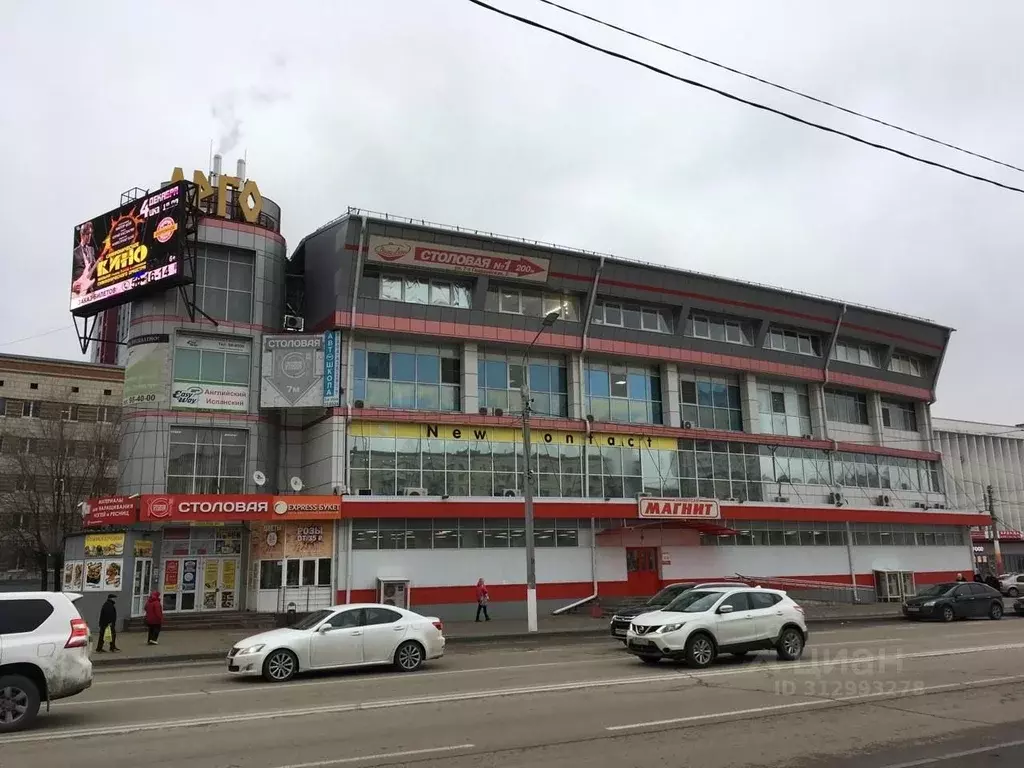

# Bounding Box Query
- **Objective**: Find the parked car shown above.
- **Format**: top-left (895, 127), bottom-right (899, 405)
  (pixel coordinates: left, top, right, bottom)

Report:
top-left (902, 582), bottom-right (1004, 622)
top-left (998, 573), bottom-right (1024, 598)
top-left (1013, 598), bottom-right (1024, 617)
top-left (0, 591), bottom-right (93, 733)
top-left (608, 582), bottom-right (746, 642)
top-left (624, 587), bottom-right (807, 668)
top-left (228, 603), bottom-right (445, 682)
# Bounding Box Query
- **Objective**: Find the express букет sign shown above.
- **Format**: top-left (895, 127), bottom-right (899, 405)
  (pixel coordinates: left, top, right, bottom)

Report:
top-left (638, 498), bottom-right (721, 520)
top-left (366, 236), bottom-right (549, 283)
top-left (141, 494), bottom-right (341, 522)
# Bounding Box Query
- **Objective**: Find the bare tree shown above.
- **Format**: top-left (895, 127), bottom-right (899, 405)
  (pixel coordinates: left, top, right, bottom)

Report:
top-left (0, 399), bottom-right (121, 590)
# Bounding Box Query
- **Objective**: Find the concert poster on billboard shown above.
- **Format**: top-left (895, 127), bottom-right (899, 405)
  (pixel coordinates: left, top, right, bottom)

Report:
top-left (70, 180), bottom-right (192, 316)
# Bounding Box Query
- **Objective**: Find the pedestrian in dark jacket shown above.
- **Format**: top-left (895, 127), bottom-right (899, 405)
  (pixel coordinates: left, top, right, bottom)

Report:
top-left (475, 578), bottom-right (490, 622)
top-left (144, 591), bottom-right (164, 645)
top-left (985, 573), bottom-right (1001, 591)
top-left (97, 595), bottom-right (120, 652)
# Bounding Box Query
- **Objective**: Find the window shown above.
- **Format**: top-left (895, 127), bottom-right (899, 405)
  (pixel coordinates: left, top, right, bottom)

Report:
top-left (824, 389), bottom-right (869, 425)
top-left (98, 406), bottom-right (117, 423)
top-left (592, 301), bottom-right (671, 333)
top-left (365, 607), bottom-right (403, 625)
top-left (19, 437), bottom-right (36, 455)
top-left (167, 427), bottom-right (248, 494)
top-left (29, 383), bottom-right (38, 390)
top-left (259, 560), bottom-right (283, 590)
top-left (832, 339), bottom-right (881, 368)
top-left (585, 362), bottom-right (662, 424)
top-left (757, 381), bottom-right (811, 437)
top-left (0, 397), bottom-right (5, 417)
top-left (485, 287), bottom-right (580, 321)
top-left (720, 592), bottom-right (751, 611)
top-left (764, 327), bottom-right (821, 357)
top-left (353, 342), bottom-right (461, 411)
top-left (749, 592), bottom-right (782, 609)
top-left (478, 351), bottom-right (568, 416)
top-left (71, 386), bottom-right (79, 393)
top-left (371, 271), bottom-right (471, 309)
top-left (679, 370), bottom-right (743, 431)
top-left (703, 521), bottom-right (962, 547)
top-left (881, 400), bottom-right (918, 432)
top-left (0, 599), bottom-right (55, 635)
top-left (60, 404), bottom-right (80, 422)
top-left (22, 401), bottom-right (40, 418)
top-left (684, 313), bottom-right (754, 346)
top-left (889, 353), bottom-right (923, 377)
top-left (351, 518), bottom-right (582, 549)
top-left (328, 609), bottom-right (363, 629)
top-left (177, 247), bottom-right (255, 323)
top-left (173, 335), bottom-right (252, 388)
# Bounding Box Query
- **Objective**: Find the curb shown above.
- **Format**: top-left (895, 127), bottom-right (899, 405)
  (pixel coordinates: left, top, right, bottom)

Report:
top-left (91, 613), bottom-right (911, 668)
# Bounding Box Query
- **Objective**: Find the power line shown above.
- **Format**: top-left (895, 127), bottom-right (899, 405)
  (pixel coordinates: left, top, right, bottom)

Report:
top-left (0, 327), bottom-right (68, 349)
top-left (466, 0), bottom-right (1024, 197)
top-left (535, 0), bottom-right (1024, 177)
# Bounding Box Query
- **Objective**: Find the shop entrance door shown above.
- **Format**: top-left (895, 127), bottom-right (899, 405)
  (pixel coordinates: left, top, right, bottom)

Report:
top-left (162, 556), bottom-right (239, 612)
top-left (626, 547), bottom-right (661, 596)
top-left (131, 558), bottom-right (153, 617)
top-left (200, 557), bottom-right (240, 611)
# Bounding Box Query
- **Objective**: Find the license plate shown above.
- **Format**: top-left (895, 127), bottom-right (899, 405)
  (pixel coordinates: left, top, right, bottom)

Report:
top-left (631, 638), bottom-right (651, 647)
top-left (906, 606), bottom-right (919, 612)
top-left (613, 628), bottom-right (626, 636)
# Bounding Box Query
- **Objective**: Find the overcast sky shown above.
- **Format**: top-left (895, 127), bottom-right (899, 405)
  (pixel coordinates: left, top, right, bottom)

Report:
top-left (1, 1), bottom-right (1021, 423)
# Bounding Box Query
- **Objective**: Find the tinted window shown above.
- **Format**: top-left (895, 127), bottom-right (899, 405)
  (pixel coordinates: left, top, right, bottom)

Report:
top-left (668, 590), bottom-right (724, 613)
top-left (0, 599), bottom-right (54, 635)
top-left (968, 584), bottom-right (992, 596)
top-left (720, 593), bottom-right (752, 612)
top-left (365, 607), bottom-right (403, 626)
top-left (749, 592), bottom-right (781, 609)
top-left (328, 609), bottom-right (364, 629)
top-left (649, 584), bottom-right (690, 606)
top-left (292, 609), bottom-right (333, 630)
top-left (916, 583), bottom-right (957, 597)
top-left (953, 586), bottom-right (971, 598)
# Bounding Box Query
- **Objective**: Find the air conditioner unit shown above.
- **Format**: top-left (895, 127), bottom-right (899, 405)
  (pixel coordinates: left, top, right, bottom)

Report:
top-left (356, 488), bottom-right (373, 496)
top-left (403, 487), bottom-right (427, 496)
top-left (877, 494), bottom-right (892, 507)
top-left (682, 421), bottom-right (694, 429)
top-left (478, 407), bottom-right (488, 416)
top-left (801, 434), bottom-right (813, 440)
top-left (501, 488), bottom-right (519, 497)
top-left (773, 496), bottom-right (790, 503)
top-left (353, 399), bottom-right (364, 409)
top-left (913, 501), bottom-right (928, 509)
top-left (933, 503), bottom-right (946, 510)
top-left (283, 314), bottom-right (304, 332)
top-left (828, 492), bottom-right (844, 505)
top-left (377, 578), bottom-right (410, 610)
top-left (493, 408), bottom-right (504, 417)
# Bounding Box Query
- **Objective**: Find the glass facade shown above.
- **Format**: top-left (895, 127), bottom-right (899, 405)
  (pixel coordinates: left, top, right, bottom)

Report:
top-left (347, 429), bottom-right (942, 499)
top-left (680, 370), bottom-right (743, 431)
top-left (484, 287), bottom-right (580, 322)
top-left (683, 312), bottom-right (755, 346)
top-left (757, 380), bottom-right (812, 437)
top-left (477, 350), bottom-right (568, 417)
top-left (353, 342), bottom-right (461, 411)
top-left (167, 428), bottom-right (248, 494)
top-left (177, 246), bottom-right (254, 324)
top-left (584, 361), bottom-right (662, 425)
top-left (591, 301), bottom-right (671, 334)
top-left (352, 518), bottom-right (586, 550)
top-left (701, 521), bottom-right (966, 547)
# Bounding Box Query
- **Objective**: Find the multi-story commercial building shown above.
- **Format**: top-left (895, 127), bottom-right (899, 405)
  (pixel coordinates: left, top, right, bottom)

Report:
top-left (934, 418), bottom-right (1024, 574)
top-left (0, 353), bottom-right (122, 584)
top-left (79, 187), bottom-right (986, 622)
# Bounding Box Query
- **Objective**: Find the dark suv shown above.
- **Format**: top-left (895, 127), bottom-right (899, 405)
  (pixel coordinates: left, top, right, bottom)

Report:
top-left (608, 582), bottom-right (745, 641)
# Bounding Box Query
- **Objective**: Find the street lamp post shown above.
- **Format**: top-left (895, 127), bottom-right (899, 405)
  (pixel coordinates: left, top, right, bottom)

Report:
top-left (521, 310), bottom-right (559, 633)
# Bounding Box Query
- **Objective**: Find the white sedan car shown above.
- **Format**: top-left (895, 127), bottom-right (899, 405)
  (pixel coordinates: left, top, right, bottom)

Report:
top-left (228, 603), bottom-right (446, 682)
top-left (625, 587), bottom-right (807, 668)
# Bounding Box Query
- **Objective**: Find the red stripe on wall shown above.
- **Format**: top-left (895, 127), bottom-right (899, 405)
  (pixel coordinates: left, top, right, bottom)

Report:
top-left (129, 315), bottom-right (278, 334)
top-left (201, 217), bottom-right (287, 246)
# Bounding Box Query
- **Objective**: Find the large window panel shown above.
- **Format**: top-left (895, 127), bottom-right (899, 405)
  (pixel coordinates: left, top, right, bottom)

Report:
top-left (174, 335), bottom-right (252, 388)
top-left (477, 351), bottom-right (568, 417)
top-left (585, 361), bottom-right (662, 425)
top-left (353, 341), bottom-right (460, 411)
top-left (167, 427), bottom-right (248, 494)
top-left (178, 247), bottom-right (254, 324)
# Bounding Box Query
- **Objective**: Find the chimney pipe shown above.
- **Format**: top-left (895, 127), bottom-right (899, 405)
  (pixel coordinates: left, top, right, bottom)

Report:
top-left (236, 158), bottom-right (246, 181)
top-left (212, 153), bottom-right (223, 176)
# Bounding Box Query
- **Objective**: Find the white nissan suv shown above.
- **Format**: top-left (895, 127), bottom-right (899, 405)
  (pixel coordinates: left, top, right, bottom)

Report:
top-left (0, 592), bottom-right (94, 732)
top-left (625, 586), bottom-right (807, 668)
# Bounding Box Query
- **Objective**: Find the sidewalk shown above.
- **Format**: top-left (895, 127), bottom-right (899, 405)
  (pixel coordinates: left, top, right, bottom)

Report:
top-left (92, 602), bottom-right (906, 667)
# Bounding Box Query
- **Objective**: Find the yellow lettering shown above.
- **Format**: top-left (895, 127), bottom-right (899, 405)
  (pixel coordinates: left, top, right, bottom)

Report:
top-left (238, 179), bottom-right (263, 223)
top-left (191, 170), bottom-right (214, 202)
top-left (216, 174), bottom-right (241, 218)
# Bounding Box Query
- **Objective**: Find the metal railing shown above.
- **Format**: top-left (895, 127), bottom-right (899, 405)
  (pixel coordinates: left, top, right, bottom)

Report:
top-left (735, 573), bottom-right (876, 604)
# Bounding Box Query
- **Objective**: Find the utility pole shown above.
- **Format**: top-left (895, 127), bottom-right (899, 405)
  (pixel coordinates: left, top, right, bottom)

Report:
top-left (986, 484), bottom-right (1003, 575)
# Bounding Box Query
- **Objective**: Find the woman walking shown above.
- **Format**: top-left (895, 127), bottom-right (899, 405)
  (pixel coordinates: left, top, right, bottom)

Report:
top-left (145, 591), bottom-right (164, 645)
top-left (475, 578), bottom-right (490, 622)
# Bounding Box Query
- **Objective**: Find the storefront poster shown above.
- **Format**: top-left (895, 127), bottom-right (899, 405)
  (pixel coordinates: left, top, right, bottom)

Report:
top-left (250, 523), bottom-right (284, 559)
top-left (284, 522), bottom-right (334, 558)
top-left (204, 560), bottom-right (220, 591)
top-left (123, 334), bottom-right (170, 408)
top-left (70, 561), bottom-right (84, 591)
top-left (84, 533), bottom-right (125, 557)
top-left (182, 559), bottom-right (198, 592)
top-left (164, 559), bottom-right (180, 592)
top-left (222, 560), bottom-right (237, 590)
top-left (84, 560), bottom-right (104, 591)
top-left (63, 561), bottom-right (75, 590)
top-left (134, 540), bottom-right (154, 558)
top-left (170, 381), bottom-right (249, 412)
top-left (103, 559), bottom-right (123, 591)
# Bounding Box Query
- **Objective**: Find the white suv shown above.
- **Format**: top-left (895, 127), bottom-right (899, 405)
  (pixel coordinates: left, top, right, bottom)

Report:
top-left (0, 591), bottom-right (93, 732)
top-left (625, 587), bottom-right (807, 668)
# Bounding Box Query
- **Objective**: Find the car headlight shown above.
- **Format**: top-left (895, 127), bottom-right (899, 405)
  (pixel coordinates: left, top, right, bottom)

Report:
top-left (658, 623), bottom-right (685, 633)
top-left (922, 601), bottom-right (936, 607)
top-left (239, 644), bottom-right (265, 655)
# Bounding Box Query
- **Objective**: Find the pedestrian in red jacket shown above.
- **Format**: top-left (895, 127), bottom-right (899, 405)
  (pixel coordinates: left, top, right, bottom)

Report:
top-left (475, 578), bottom-right (490, 622)
top-left (144, 591), bottom-right (164, 645)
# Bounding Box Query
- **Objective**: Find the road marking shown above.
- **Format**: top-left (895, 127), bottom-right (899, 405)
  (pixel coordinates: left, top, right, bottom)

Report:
top-left (606, 674), bottom-right (1024, 731)
top-left (7, 643), bottom-right (1024, 745)
top-left (272, 744), bottom-right (475, 768)
top-left (876, 737), bottom-right (1024, 767)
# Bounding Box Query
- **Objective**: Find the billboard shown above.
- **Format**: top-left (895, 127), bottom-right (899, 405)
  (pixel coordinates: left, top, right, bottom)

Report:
top-left (638, 498), bottom-right (721, 520)
top-left (171, 335), bottom-right (250, 412)
top-left (140, 494), bottom-right (341, 522)
top-left (259, 332), bottom-right (341, 408)
top-left (366, 236), bottom-right (550, 283)
top-left (70, 181), bottom-right (192, 317)
top-left (123, 333), bottom-right (170, 408)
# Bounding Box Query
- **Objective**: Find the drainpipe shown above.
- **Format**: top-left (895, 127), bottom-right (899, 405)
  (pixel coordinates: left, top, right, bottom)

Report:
top-left (823, 304), bottom-right (847, 487)
top-left (579, 257), bottom-right (604, 512)
top-left (844, 520), bottom-right (859, 604)
top-left (344, 519), bottom-right (354, 604)
top-left (343, 215), bottom-right (368, 495)
top-left (552, 516), bottom-right (598, 615)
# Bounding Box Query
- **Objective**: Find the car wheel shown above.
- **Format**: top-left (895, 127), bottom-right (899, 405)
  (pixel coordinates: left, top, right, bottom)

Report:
top-left (684, 633), bottom-right (717, 669)
top-left (776, 628), bottom-right (805, 661)
top-left (941, 605), bottom-right (955, 623)
top-left (394, 641), bottom-right (425, 672)
top-left (0, 674), bottom-right (41, 734)
top-left (262, 649), bottom-right (298, 683)
top-left (638, 655), bottom-right (661, 665)
top-left (1009, 588), bottom-right (1019, 598)
top-left (990, 602), bottom-right (1004, 620)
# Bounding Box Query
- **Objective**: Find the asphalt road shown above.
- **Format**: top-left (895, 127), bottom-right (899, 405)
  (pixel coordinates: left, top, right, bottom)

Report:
top-left (3, 619), bottom-right (1024, 767)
